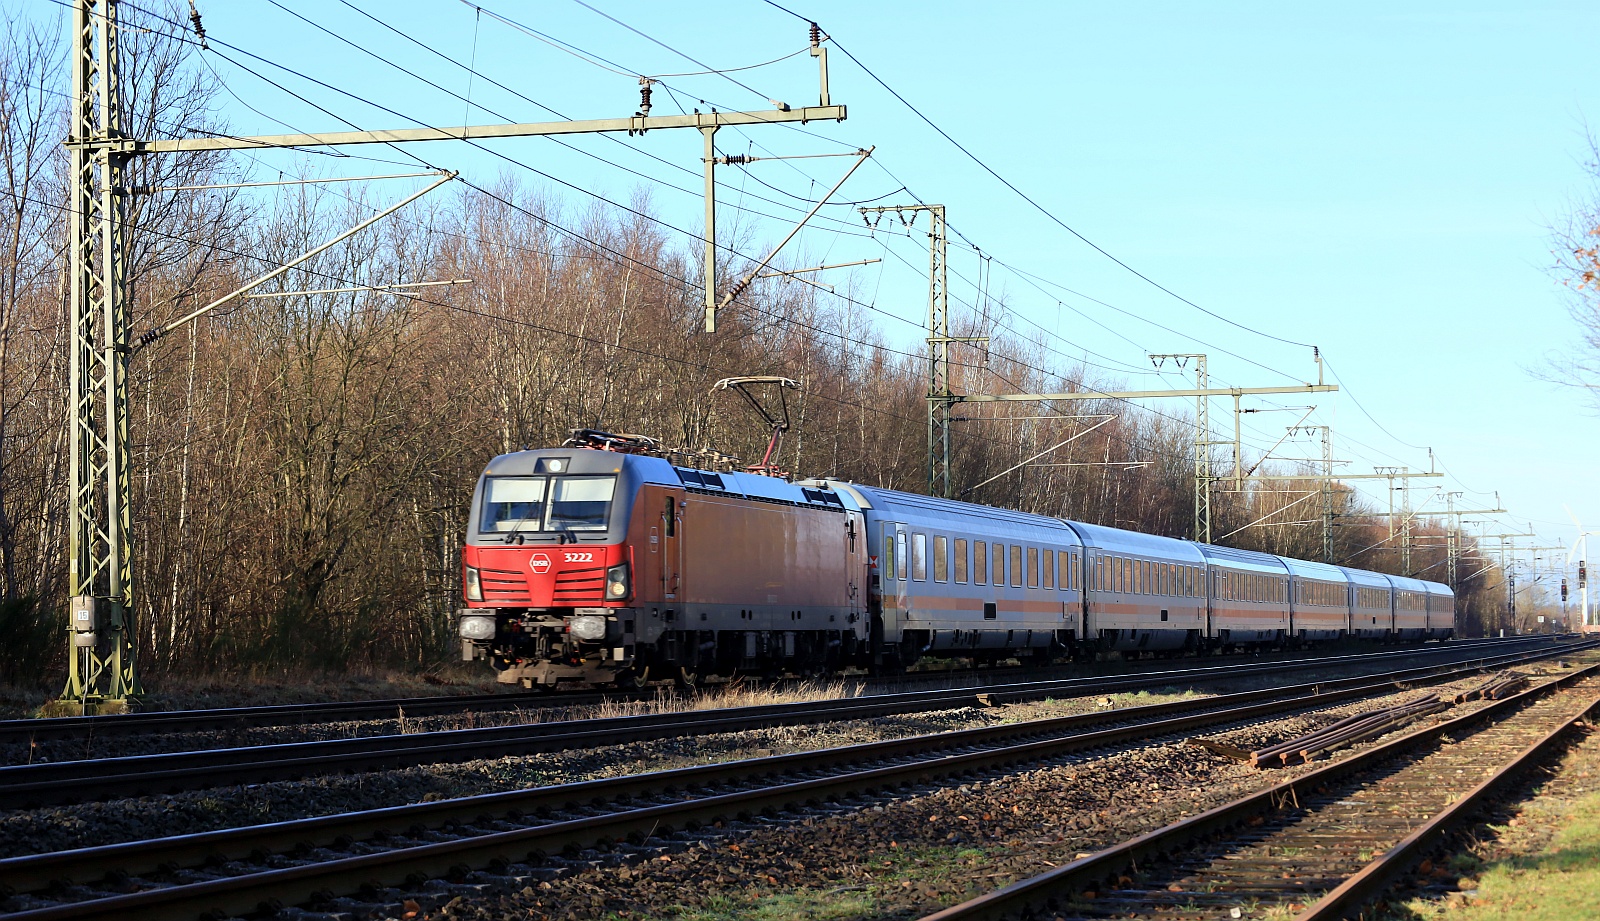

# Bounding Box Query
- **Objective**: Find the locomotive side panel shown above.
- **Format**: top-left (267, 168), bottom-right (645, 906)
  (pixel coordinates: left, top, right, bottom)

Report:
top-left (624, 482), bottom-right (684, 650)
top-left (679, 492), bottom-right (853, 614)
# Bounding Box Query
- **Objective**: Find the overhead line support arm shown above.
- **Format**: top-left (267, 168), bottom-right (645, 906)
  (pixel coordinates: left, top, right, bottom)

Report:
top-left (89, 107), bottom-right (850, 153)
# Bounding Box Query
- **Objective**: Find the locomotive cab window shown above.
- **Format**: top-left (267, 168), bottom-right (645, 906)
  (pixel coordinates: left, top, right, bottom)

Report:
top-left (546, 476), bottom-right (616, 531)
top-left (481, 476), bottom-right (547, 532)
top-left (480, 475), bottom-right (616, 534)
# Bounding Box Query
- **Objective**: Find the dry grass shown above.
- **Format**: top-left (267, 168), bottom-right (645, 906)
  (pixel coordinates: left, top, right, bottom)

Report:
top-left (563, 678), bottom-right (867, 723)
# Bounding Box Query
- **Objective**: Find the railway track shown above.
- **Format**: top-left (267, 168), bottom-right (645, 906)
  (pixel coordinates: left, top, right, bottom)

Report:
top-left (0, 639), bottom-right (1581, 809)
top-left (0, 643), bottom-right (1588, 920)
top-left (920, 658), bottom-right (1600, 920)
top-left (0, 635), bottom-right (1555, 745)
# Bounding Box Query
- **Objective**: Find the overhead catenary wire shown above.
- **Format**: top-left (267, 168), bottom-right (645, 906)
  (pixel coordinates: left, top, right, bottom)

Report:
top-left (100, 0), bottom-right (1447, 487)
top-left (411, 0), bottom-right (1443, 477)
top-left (72, 0), bottom-right (1477, 531)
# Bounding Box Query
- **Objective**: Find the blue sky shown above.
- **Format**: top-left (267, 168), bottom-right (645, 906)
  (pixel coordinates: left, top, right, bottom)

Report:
top-left (42, 1), bottom-right (1600, 588)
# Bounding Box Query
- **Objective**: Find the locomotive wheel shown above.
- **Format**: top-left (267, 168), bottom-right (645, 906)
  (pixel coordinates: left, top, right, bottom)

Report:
top-left (613, 666), bottom-right (648, 691)
top-left (674, 666), bottom-right (698, 690)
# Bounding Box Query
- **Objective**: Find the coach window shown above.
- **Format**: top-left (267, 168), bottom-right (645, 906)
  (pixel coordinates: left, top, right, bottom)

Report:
top-left (1028, 547), bottom-right (1040, 588)
top-left (1093, 555), bottom-right (1102, 590)
top-left (974, 540), bottom-right (988, 585)
top-left (1072, 552), bottom-right (1081, 590)
top-left (882, 524), bottom-right (895, 582)
top-left (912, 533), bottom-right (927, 581)
top-left (1043, 549), bottom-right (1055, 589)
top-left (896, 531), bottom-right (908, 581)
top-left (991, 543), bottom-right (1005, 588)
top-left (934, 535), bottom-right (948, 583)
top-left (954, 538), bottom-right (969, 583)
top-left (1010, 545), bottom-right (1023, 588)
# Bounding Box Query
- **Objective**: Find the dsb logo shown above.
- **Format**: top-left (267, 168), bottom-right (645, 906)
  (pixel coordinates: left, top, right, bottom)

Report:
top-left (529, 553), bottom-right (551, 574)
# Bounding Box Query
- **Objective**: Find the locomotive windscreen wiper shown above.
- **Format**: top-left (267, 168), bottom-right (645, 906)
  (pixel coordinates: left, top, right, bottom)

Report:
top-left (503, 512), bottom-right (535, 544)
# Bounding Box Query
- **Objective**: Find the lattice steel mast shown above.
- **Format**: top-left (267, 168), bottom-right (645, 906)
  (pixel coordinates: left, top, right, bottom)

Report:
top-left (64, 0), bottom-right (138, 709)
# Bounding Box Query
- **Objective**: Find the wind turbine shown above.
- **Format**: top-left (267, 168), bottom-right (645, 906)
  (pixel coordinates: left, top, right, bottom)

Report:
top-left (1566, 507), bottom-right (1597, 631)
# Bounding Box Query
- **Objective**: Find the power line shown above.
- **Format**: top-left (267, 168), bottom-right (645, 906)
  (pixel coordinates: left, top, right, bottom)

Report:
top-left (758, 0), bottom-right (1319, 355)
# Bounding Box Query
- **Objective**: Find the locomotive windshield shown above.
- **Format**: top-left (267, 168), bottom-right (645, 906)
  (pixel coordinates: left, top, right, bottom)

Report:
top-left (480, 475), bottom-right (616, 534)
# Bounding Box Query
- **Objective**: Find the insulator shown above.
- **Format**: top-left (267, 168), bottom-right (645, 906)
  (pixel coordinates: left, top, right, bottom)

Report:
top-left (638, 80), bottom-right (653, 118)
top-left (809, 22), bottom-right (822, 47)
top-left (188, 0), bottom-right (208, 49)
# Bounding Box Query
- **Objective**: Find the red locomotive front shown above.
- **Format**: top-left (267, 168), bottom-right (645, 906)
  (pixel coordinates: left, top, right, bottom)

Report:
top-left (457, 448), bottom-right (641, 688)
top-left (457, 438), bottom-right (872, 689)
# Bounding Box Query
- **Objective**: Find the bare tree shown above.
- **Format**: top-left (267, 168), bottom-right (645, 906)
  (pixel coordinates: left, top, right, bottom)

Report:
top-left (0, 11), bottom-right (67, 675)
top-left (1546, 134), bottom-right (1600, 407)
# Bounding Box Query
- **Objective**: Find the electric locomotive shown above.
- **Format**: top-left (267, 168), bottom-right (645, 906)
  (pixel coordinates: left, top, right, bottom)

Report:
top-left (457, 444), bottom-right (872, 688)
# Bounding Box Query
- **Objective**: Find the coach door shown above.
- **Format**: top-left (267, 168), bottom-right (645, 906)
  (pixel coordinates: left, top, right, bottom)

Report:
top-left (661, 492), bottom-right (681, 600)
top-left (842, 511), bottom-right (860, 621)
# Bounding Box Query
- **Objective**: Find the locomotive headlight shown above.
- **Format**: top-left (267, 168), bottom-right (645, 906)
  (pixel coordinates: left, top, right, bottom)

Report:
top-left (464, 565), bottom-right (483, 602)
top-left (458, 613), bottom-right (496, 641)
top-left (605, 562), bottom-right (631, 599)
top-left (567, 614), bottom-right (607, 641)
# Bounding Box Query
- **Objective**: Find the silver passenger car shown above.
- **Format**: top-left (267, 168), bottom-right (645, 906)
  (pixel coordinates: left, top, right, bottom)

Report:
top-left (1072, 521), bottom-right (1207, 651)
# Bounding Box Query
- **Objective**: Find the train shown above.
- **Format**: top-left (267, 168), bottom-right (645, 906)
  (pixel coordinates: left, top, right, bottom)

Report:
top-left (456, 437), bottom-right (1455, 689)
